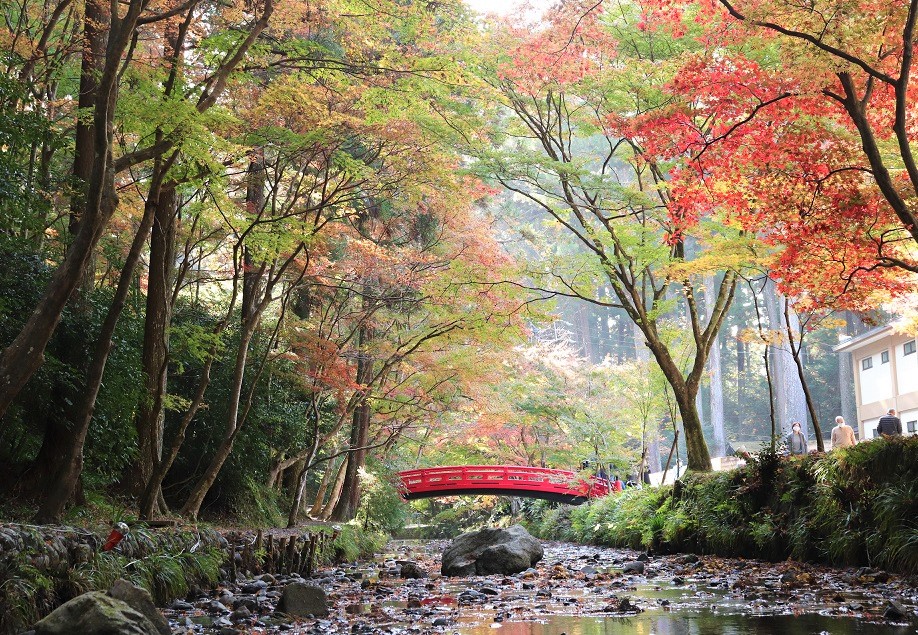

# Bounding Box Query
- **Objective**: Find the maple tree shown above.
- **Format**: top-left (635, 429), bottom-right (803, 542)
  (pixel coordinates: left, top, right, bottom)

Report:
top-left (635, 0), bottom-right (918, 308)
top-left (467, 0), bottom-right (751, 471)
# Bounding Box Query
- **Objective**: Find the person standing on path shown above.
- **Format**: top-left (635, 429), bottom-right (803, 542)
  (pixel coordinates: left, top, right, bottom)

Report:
top-left (877, 408), bottom-right (902, 436)
top-left (787, 422), bottom-right (808, 455)
top-left (597, 464), bottom-right (609, 488)
top-left (831, 416), bottom-right (857, 449)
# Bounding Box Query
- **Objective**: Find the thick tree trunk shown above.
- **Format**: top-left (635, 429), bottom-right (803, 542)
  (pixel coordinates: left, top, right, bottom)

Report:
top-left (33, 192), bottom-right (158, 522)
top-left (329, 388), bottom-right (371, 522)
top-left (763, 279), bottom-right (807, 436)
top-left (0, 0), bottom-right (145, 422)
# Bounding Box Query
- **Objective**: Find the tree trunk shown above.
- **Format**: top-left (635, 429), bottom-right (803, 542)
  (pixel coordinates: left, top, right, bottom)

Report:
top-left (838, 337), bottom-right (857, 436)
top-left (329, 283), bottom-right (375, 522)
top-left (68, 0), bottom-right (106, 285)
top-left (784, 299), bottom-right (824, 451)
top-left (670, 381), bottom-right (710, 472)
top-left (179, 153), bottom-right (266, 520)
top-left (704, 276), bottom-right (726, 457)
top-left (180, 317), bottom-right (257, 519)
top-left (135, 184), bottom-right (177, 505)
top-left (763, 279), bottom-right (807, 436)
top-left (329, 377), bottom-right (371, 520)
top-left (286, 440), bottom-right (321, 527)
top-left (0, 0), bottom-right (146, 422)
top-left (319, 457), bottom-right (348, 520)
top-left (308, 456), bottom-right (339, 517)
top-left (33, 191), bottom-right (158, 522)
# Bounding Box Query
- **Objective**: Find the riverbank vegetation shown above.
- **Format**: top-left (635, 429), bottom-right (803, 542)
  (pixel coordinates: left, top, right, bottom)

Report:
top-left (525, 436), bottom-right (918, 574)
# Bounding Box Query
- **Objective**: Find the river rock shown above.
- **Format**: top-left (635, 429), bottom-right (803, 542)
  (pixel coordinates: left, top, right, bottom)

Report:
top-left (622, 561), bottom-right (645, 574)
top-left (276, 582), bottom-right (329, 617)
top-left (107, 579), bottom-right (171, 635)
top-left (397, 560), bottom-right (428, 579)
top-left (34, 592), bottom-right (161, 635)
top-left (441, 525), bottom-right (543, 577)
top-left (884, 599), bottom-right (911, 621)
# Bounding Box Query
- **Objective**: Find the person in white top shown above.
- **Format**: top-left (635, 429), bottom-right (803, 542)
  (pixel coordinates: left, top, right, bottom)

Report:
top-left (831, 415), bottom-right (857, 449)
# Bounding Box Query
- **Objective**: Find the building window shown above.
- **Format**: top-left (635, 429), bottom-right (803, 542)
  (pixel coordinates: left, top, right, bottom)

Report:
top-left (862, 357), bottom-right (873, 370)
top-left (908, 421), bottom-right (917, 434)
top-left (881, 350), bottom-right (890, 363)
top-left (905, 340), bottom-right (916, 356)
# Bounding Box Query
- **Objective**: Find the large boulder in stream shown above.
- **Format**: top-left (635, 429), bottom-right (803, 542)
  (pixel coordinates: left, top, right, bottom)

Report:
top-left (441, 525), bottom-right (543, 576)
top-left (33, 592), bottom-right (162, 635)
top-left (108, 579), bottom-right (171, 635)
top-left (276, 582), bottom-right (329, 617)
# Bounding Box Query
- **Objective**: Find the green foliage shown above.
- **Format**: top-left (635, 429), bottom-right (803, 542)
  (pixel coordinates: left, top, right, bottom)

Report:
top-left (356, 462), bottom-right (410, 534)
top-left (329, 524), bottom-right (387, 563)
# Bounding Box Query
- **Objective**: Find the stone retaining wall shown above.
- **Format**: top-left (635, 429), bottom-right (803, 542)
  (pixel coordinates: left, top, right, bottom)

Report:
top-left (0, 523), bottom-right (340, 634)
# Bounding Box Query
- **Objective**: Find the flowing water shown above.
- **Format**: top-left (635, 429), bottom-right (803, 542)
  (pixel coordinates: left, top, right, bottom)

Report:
top-left (165, 539), bottom-right (918, 634)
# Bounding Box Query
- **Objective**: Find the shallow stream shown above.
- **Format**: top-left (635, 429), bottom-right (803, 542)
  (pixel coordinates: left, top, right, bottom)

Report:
top-left (165, 539), bottom-right (918, 634)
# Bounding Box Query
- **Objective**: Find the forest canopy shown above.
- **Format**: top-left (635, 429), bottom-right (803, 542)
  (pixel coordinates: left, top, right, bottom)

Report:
top-left (0, 0), bottom-right (914, 526)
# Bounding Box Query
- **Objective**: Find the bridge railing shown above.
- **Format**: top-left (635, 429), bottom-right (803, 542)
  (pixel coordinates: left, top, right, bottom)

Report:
top-left (398, 465), bottom-right (611, 498)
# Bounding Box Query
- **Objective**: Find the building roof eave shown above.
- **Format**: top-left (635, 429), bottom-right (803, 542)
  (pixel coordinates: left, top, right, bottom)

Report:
top-left (833, 324), bottom-right (896, 353)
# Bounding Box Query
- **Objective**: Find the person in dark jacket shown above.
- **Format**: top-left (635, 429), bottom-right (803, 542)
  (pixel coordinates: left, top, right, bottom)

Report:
top-left (787, 422), bottom-right (807, 455)
top-left (877, 408), bottom-right (902, 436)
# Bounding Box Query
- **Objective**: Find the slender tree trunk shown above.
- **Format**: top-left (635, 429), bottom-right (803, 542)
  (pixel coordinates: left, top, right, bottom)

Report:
top-left (749, 278), bottom-right (778, 450)
top-left (783, 299), bottom-right (824, 451)
top-left (763, 279), bottom-right (807, 435)
top-left (286, 439), bottom-right (322, 527)
top-left (180, 317), bottom-right (258, 519)
top-left (180, 153), bottom-right (266, 520)
top-left (838, 320), bottom-right (857, 436)
top-left (704, 276), bottom-right (726, 457)
top-left (135, 184), bottom-right (177, 506)
top-left (308, 455), bottom-right (338, 517)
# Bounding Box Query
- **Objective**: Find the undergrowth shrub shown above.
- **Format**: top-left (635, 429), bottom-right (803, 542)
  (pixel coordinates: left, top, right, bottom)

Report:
top-left (523, 436), bottom-right (918, 573)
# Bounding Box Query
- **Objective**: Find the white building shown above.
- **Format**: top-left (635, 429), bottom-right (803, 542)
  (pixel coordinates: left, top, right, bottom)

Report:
top-left (835, 325), bottom-right (918, 439)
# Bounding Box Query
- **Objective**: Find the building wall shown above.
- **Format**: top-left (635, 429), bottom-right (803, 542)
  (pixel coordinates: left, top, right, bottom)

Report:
top-left (895, 338), bottom-right (918, 396)
top-left (846, 331), bottom-right (918, 439)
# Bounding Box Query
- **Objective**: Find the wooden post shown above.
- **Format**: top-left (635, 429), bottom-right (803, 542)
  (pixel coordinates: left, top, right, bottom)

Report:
top-left (242, 541), bottom-right (253, 575)
top-left (266, 534), bottom-right (274, 572)
top-left (278, 536), bottom-right (288, 573)
top-left (285, 536), bottom-right (297, 574)
top-left (306, 533), bottom-right (318, 577)
top-left (254, 529), bottom-right (263, 574)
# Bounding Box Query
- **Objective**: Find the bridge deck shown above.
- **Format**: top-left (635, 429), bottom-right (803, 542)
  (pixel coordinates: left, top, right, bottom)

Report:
top-left (398, 465), bottom-right (610, 505)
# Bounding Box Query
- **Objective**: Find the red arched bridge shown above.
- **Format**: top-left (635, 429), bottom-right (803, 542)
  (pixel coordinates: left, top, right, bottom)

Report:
top-left (397, 465), bottom-right (611, 505)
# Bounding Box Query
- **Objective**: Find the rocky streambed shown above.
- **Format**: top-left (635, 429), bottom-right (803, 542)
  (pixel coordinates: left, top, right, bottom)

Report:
top-left (160, 540), bottom-right (918, 634)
